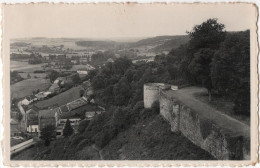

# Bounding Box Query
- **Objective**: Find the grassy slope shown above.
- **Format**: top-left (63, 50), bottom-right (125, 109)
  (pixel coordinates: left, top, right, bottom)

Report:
top-left (13, 115), bottom-right (215, 160)
top-left (34, 86), bottom-right (83, 109)
top-left (11, 78), bottom-right (51, 99)
top-left (101, 115), bottom-right (215, 160)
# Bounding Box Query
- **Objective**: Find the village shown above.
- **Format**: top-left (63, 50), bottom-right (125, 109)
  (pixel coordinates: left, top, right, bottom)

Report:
top-left (10, 50), bottom-right (107, 154)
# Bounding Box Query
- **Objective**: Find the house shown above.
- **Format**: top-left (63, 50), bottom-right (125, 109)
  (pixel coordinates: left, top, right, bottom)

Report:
top-left (11, 119), bottom-right (21, 137)
top-left (77, 68), bottom-right (88, 75)
top-left (85, 111), bottom-right (103, 120)
top-left (49, 83), bottom-right (60, 93)
top-left (54, 76), bottom-right (73, 86)
top-left (21, 95), bottom-right (37, 105)
top-left (107, 58), bottom-right (114, 63)
top-left (35, 91), bottom-right (52, 100)
top-left (38, 108), bottom-right (59, 133)
top-left (26, 106), bottom-right (39, 133)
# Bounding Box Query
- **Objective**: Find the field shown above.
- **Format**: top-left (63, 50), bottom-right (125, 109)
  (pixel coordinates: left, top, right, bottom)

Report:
top-left (11, 60), bottom-right (46, 73)
top-left (19, 72), bottom-right (47, 79)
top-left (34, 86), bottom-right (84, 109)
top-left (11, 78), bottom-right (51, 99)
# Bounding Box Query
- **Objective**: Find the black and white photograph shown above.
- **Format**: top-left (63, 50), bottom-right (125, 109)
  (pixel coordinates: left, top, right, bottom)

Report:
top-left (1, 3), bottom-right (258, 166)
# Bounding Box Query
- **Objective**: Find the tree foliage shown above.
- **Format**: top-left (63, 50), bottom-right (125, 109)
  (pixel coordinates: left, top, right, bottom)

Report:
top-left (40, 125), bottom-right (56, 146)
top-left (63, 119), bottom-right (74, 137)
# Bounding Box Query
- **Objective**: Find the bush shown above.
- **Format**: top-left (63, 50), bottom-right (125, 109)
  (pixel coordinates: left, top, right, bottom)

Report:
top-left (78, 120), bottom-right (90, 133)
top-left (151, 101), bottom-right (160, 115)
top-left (76, 139), bottom-right (90, 150)
top-left (71, 135), bottom-right (85, 147)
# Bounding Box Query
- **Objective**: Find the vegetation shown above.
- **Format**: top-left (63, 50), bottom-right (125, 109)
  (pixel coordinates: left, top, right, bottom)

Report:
top-left (63, 119), bottom-right (74, 137)
top-left (28, 57), bottom-right (43, 64)
top-left (34, 86), bottom-right (83, 109)
top-left (10, 71), bottom-right (23, 84)
top-left (11, 78), bottom-right (51, 99)
top-left (40, 125), bottom-right (56, 146)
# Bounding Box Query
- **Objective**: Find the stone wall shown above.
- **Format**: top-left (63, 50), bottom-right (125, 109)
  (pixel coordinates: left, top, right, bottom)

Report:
top-left (143, 83), bottom-right (164, 108)
top-left (144, 83), bottom-right (250, 160)
top-left (158, 89), bottom-right (250, 160)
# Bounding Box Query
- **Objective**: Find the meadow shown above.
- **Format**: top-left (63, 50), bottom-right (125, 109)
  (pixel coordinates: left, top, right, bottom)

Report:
top-left (34, 86), bottom-right (84, 109)
top-left (11, 78), bottom-right (51, 99)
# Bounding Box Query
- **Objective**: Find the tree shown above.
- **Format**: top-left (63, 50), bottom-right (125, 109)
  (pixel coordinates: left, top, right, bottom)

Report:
top-left (63, 119), bottom-right (74, 137)
top-left (185, 19), bottom-right (226, 101)
top-left (211, 30), bottom-right (250, 115)
top-left (40, 125), bottom-right (56, 146)
top-left (113, 77), bottom-right (132, 106)
top-left (48, 70), bottom-right (59, 83)
top-left (187, 18), bottom-right (226, 50)
top-left (27, 73), bottom-right (31, 79)
top-left (188, 48), bottom-right (215, 101)
top-left (72, 73), bottom-right (81, 84)
top-left (80, 89), bottom-right (85, 97)
top-left (92, 75), bottom-right (105, 89)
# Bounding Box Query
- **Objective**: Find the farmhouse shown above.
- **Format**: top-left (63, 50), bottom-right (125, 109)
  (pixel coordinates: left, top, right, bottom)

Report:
top-left (38, 108), bottom-right (59, 132)
top-left (54, 76), bottom-right (73, 86)
top-left (35, 91), bottom-right (52, 100)
top-left (26, 106), bottom-right (39, 133)
top-left (77, 68), bottom-right (88, 75)
top-left (49, 83), bottom-right (60, 93)
top-left (85, 111), bottom-right (103, 120)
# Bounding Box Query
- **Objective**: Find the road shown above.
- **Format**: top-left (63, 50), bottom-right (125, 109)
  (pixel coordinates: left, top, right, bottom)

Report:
top-left (11, 139), bottom-right (35, 156)
top-left (17, 101), bottom-right (26, 132)
top-left (165, 87), bottom-right (250, 138)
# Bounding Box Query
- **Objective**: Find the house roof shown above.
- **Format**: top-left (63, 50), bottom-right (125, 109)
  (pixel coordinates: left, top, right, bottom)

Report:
top-left (49, 83), bottom-right (60, 90)
top-left (39, 108), bottom-right (58, 118)
top-left (25, 95), bottom-right (37, 101)
top-left (26, 105), bottom-right (39, 113)
top-left (67, 97), bottom-right (88, 111)
top-left (27, 120), bottom-right (38, 126)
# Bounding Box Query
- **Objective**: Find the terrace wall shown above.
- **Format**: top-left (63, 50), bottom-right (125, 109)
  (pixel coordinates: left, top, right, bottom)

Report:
top-left (144, 83), bottom-right (250, 160)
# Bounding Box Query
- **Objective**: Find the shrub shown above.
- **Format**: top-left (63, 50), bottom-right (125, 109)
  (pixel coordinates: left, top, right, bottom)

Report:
top-left (76, 139), bottom-right (90, 150)
top-left (71, 135), bottom-right (85, 147)
top-left (78, 120), bottom-right (90, 133)
top-left (63, 119), bottom-right (74, 137)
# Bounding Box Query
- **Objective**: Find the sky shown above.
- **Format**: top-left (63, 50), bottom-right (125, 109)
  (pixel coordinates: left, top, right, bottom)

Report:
top-left (3, 3), bottom-right (255, 40)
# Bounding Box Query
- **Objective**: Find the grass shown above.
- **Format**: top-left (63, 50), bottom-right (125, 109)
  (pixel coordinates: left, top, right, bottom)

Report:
top-left (19, 72), bottom-right (47, 79)
top-left (101, 115), bottom-right (215, 160)
top-left (193, 92), bottom-right (250, 126)
top-left (34, 86), bottom-right (83, 109)
top-left (11, 78), bottom-right (51, 99)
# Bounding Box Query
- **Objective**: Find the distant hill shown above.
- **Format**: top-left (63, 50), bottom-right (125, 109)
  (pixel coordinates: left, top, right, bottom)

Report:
top-left (150, 35), bottom-right (189, 53)
top-left (130, 36), bottom-right (176, 47)
top-left (127, 35), bottom-right (190, 53)
top-left (75, 41), bottom-right (116, 49)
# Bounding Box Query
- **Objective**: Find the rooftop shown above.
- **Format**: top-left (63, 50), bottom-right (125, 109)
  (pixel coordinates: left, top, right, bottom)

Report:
top-left (39, 108), bottom-right (58, 118)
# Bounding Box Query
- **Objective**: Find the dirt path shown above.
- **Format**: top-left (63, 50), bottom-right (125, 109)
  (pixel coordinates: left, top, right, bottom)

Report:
top-left (17, 101), bottom-right (26, 132)
top-left (166, 87), bottom-right (250, 138)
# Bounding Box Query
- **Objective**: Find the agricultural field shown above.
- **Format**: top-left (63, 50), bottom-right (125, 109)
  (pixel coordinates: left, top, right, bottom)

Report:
top-left (11, 78), bottom-right (51, 99)
top-left (19, 72), bottom-right (47, 79)
top-left (11, 60), bottom-right (46, 73)
top-left (34, 86), bottom-right (84, 109)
